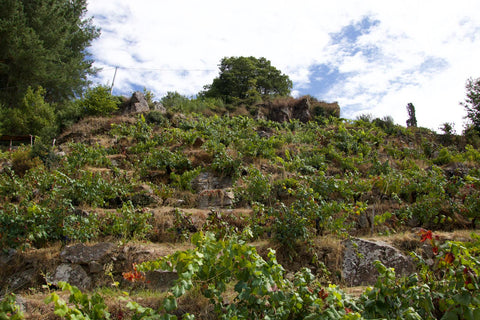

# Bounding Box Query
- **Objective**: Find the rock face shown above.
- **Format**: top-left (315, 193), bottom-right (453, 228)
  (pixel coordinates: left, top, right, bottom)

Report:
top-left (266, 97), bottom-right (311, 123)
top-left (342, 238), bottom-right (415, 286)
top-left (258, 96), bottom-right (340, 123)
top-left (121, 91), bottom-right (150, 114)
top-left (192, 172), bottom-right (234, 209)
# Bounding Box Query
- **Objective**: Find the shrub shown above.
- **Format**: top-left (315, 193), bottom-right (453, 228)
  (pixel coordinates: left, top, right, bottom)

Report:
top-left (433, 147), bottom-right (454, 165)
top-left (145, 110), bottom-right (168, 125)
top-left (11, 147), bottom-right (43, 177)
top-left (81, 85), bottom-right (119, 116)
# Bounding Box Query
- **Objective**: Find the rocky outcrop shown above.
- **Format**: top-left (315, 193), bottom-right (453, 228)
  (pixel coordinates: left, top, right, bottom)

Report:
top-left (342, 238), bottom-right (415, 286)
top-left (121, 91), bottom-right (150, 114)
top-left (258, 96), bottom-right (340, 123)
top-left (264, 97), bottom-right (311, 123)
top-left (198, 189), bottom-right (235, 209)
top-left (192, 172), bottom-right (234, 209)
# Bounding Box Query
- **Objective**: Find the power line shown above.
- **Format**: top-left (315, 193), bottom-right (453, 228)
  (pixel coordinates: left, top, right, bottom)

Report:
top-left (96, 66), bottom-right (216, 72)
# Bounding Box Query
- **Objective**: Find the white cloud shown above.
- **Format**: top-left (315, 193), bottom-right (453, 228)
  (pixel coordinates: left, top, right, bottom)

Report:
top-left (86, 0), bottom-right (480, 131)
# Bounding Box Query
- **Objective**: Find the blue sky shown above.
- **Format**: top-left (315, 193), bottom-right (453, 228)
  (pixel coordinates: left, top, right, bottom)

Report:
top-left (87, 0), bottom-right (480, 132)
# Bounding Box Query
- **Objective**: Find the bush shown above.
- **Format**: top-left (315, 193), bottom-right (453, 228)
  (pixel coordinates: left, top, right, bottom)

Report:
top-left (11, 147), bottom-right (43, 176)
top-left (81, 85), bottom-right (119, 116)
top-left (145, 110), bottom-right (168, 125)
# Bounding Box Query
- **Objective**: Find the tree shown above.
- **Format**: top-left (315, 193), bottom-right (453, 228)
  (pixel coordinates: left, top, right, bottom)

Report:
top-left (0, 86), bottom-right (56, 137)
top-left (406, 103), bottom-right (417, 127)
top-left (201, 56), bottom-right (292, 104)
top-left (462, 77), bottom-right (480, 132)
top-left (0, 0), bottom-right (100, 107)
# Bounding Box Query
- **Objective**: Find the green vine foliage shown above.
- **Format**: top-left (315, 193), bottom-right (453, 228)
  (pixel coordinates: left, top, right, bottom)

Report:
top-left (0, 293), bottom-right (24, 320)
top-left (136, 232), bottom-right (359, 319)
top-left (45, 282), bottom-right (111, 320)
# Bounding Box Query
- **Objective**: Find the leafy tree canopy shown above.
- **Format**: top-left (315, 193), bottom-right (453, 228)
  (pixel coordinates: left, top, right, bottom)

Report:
top-left (0, 0), bottom-right (100, 107)
top-left (201, 56), bottom-right (292, 104)
top-left (462, 77), bottom-right (480, 133)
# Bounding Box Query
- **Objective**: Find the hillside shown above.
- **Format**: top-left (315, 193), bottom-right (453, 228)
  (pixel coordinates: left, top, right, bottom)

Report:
top-left (1, 99), bottom-right (480, 319)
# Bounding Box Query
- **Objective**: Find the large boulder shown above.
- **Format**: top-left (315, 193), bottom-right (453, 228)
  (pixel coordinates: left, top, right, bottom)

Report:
top-left (60, 242), bottom-right (116, 265)
top-left (121, 91), bottom-right (150, 114)
top-left (51, 263), bottom-right (91, 290)
top-left (342, 238), bottom-right (415, 286)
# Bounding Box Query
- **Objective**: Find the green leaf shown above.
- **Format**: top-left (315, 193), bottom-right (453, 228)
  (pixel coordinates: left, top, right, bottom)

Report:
top-left (163, 296), bottom-right (177, 312)
top-left (441, 311), bottom-right (459, 320)
top-left (453, 292), bottom-right (472, 306)
top-left (172, 283), bottom-right (187, 297)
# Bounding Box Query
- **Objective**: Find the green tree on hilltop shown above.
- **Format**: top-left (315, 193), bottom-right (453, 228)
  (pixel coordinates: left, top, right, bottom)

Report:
top-left (201, 56), bottom-right (292, 104)
top-left (0, 0), bottom-right (100, 107)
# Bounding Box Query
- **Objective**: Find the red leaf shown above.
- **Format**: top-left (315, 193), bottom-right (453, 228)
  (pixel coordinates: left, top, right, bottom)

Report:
top-left (419, 229), bottom-right (433, 242)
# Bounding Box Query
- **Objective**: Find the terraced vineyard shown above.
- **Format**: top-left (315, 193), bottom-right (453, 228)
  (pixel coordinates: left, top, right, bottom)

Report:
top-left (1, 108), bottom-right (480, 319)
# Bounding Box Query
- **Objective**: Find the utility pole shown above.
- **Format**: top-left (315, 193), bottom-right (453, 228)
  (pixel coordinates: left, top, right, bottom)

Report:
top-left (110, 66), bottom-right (118, 94)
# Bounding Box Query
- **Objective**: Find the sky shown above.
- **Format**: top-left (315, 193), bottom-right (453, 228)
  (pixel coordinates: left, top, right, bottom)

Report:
top-left (86, 0), bottom-right (480, 132)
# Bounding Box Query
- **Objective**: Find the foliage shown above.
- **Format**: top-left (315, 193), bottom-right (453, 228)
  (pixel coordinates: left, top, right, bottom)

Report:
top-left (9, 146), bottom-right (43, 176)
top-left (100, 201), bottom-right (153, 240)
top-left (360, 230), bottom-right (480, 319)
top-left (135, 232), bottom-right (359, 319)
top-left (0, 0), bottom-right (100, 106)
top-left (170, 167), bottom-right (202, 191)
top-left (160, 91), bottom-right (225, 114)
top-left (234, 166), bottom-right (272, 205)
top-left (45, 281), bottom-right (110, 319)
top-left (0, 293), bottom-right (23, 320)
top-left (201, 56), bottom-right (292, 104)
top-left (80, 85), bottom-right (119, 116)
top-left (0, 86), bottom-right (56, 138)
